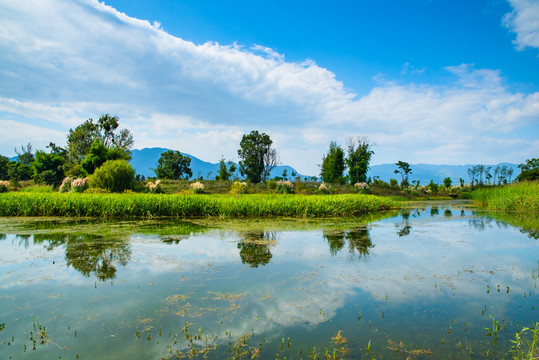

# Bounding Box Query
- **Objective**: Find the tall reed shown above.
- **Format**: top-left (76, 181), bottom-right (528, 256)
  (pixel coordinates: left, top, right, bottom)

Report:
top-left (471, 182), bottom-right (539, 212)
top-left (0, 193), bottom-right (397, 217)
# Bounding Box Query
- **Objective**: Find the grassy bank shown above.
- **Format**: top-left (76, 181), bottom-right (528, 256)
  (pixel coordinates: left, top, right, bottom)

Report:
top-left (0, 192), bottom-right (397, 217)
top-left (471, 181), bottom-right (539, 212)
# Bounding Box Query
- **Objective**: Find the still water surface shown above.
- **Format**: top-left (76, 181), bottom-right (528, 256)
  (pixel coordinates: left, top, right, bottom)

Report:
top-left (0, 201), bottom-right (537, 359)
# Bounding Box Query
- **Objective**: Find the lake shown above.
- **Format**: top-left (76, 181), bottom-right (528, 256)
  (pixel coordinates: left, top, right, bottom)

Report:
top-left (0, 200), bottom-right (537, 359)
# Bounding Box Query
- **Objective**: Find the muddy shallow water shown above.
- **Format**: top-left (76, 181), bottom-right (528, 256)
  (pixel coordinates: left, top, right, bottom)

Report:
top-left (0, 201), bottom-right (537, 359)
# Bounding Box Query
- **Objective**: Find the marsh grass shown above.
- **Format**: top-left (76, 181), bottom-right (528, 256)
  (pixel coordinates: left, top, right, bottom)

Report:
top-left (472, 182), bottom-right (539, 212)
top-left (0, 193), bottom-right (397, 217)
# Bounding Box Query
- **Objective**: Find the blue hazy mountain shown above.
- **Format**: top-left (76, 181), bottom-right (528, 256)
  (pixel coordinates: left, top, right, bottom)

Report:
top-left (130, 147), bottom-right (307, 180)
top-left (131, 147), bottom-right (520, 183)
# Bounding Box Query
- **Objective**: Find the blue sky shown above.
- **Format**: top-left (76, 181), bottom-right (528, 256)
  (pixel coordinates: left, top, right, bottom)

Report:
top-left (0, 0), bottom-right (538, 175)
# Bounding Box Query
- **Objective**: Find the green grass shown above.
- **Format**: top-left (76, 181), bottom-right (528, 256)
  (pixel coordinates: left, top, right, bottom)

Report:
top-left (0, 192), bottom-right (397, 217)
top-left (19, 185), bottom-right (55, 193)
top-left (471, 182), bottom-right (539, 212)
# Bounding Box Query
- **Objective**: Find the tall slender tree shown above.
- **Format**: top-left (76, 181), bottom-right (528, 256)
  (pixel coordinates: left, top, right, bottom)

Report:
top-left (345, 137), bottom-right (374, 184)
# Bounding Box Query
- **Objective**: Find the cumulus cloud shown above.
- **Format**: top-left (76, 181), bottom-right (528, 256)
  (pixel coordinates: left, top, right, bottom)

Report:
top-left (504, 0), bottom-right (539, 51)
top-left (0, 0), bottom-right (538, 173)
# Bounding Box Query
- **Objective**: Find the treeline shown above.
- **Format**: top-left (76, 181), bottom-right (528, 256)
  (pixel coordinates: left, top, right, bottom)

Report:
top-left (0, 114), bottom-right (537, 194)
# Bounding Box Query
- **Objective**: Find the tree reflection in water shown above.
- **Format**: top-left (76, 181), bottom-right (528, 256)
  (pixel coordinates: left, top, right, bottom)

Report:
top-left (237, 231), bottom-right (275, 267)
top-left (323, 226), bottom-right (373, 260)
top-left (396, 209), bottom-right (412, 237)
top-left (33, 233), bottom-right (131, 281)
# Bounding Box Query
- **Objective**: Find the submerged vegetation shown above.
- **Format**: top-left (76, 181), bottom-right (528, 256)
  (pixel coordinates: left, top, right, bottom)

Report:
top-left (0, 192), bottom-right (396, 217)
top-left (471, 182), bottom-right (539, 212)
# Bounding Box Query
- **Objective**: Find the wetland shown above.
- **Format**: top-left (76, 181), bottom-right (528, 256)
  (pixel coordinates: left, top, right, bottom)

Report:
top-left (0, 200), bottom-right (538, 359)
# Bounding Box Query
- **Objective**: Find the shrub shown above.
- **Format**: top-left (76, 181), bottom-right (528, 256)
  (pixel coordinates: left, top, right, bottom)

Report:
top-left (276, 180), bottom-right (294, 194)
top-left (0, 180), bottom-right (9, 193)
top-left (59, 177), bottom-right (72, 193)
top-left (89, 160), bottom-right (135, 193)
top-left (230, 181), bottom-right (247, 196)
top-left (389, 179), bottom-right (399, 188)
top-left (190, 181), bottom-right (205, 194)
top-left (354, 182), bottom-right (369, 194)
top-left (318, 183), bottom-right (330, 194)
top-left (145, 179), bottom-right (164, 194)
top-left (71, 177), bottom-right (89, 193)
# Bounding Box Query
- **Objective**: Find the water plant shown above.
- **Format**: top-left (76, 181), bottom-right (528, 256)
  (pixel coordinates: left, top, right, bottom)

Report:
top-left (472, 182), bottom-right (539, 212)
top-left (510, 322), bottom-right (539, 360)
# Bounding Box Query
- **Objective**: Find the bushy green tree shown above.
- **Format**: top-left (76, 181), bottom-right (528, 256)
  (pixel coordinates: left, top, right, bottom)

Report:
top-left (89, 160), bottom-right (135, 192)
top-left (153, 150), bottom-right (192, 180)
top-left (32, 150), bottom-right (66, 187)
top-left (8, 161), bottom-right (32, 181)
top-left (443, 177), bottom-right (452, 188)
top-left (346, 137), bottom-right (374, 184)
top-left (320, 141), bottom-right (345, 184)
top-left (67, 114), bottom-right (134, 163)
top-left (81, 139), bottom-right (131, 175)
top-left (516, 158), bottom-right (539, 181)
top-left (237, 130), bottom-right (274, 183)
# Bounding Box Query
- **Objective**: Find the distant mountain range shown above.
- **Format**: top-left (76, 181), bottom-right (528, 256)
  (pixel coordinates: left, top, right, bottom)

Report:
top-left (130, 147), bottom-right (306, 180)
top-left (131, 147), bottom-right (521, 184)
top-left (368, 163), bottom-right (520, 185)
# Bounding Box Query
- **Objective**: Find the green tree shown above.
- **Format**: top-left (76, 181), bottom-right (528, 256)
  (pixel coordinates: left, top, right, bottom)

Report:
top-left (216, 157), bottom-right (237, 181)
top-left (346, 137), bottom-right (374, 184)
top-left (394, 161), bottom-right (412, 186)
top-left (320, 141), bottom-right (345, 184)
top-left (153, 150), bottom-right (192, 180)
top-left (89, 159), bottom-right (135, 192)
top-left (8, 161), bottom-right (32, 181)
top-left (443, 177), bottom-right (452, 188)
top-left (516, 158), bottom-right (539, 181)
top-left (32, 150), bottom-right (66, 186)
top-left (67, 114), bottom-right (134, 162)
top-left (0, 155), bottom-right (9, 179)
top-left (237, 130), bottom-right (274, 183)
top-left (14, 143), bottom-right (34, 166)
top-left (81, 139), bottom-right (131, 175)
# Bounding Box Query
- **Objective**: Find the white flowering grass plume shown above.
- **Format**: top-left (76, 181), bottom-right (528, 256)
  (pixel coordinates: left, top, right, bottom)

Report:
top-left (276, 180), bottom-right (294, 194)
top-left (190, 181), bottom-right (205, 194)
top-left (59, 177), bottom-right (72, 193)
top-left (0, 180), bottom-right (10, 193)
top-left (146, 179), bottom-right (162, 193)
top-left (71, 178), bottom-right (89, 193)
top-left (230, 181), bottom-right (247, 196)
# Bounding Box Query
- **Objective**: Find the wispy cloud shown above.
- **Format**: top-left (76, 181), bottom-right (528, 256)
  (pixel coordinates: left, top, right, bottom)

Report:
top-left (503, 0), bottom-right (539, 51)
top-left (0, 0), bottom-right (537, 174)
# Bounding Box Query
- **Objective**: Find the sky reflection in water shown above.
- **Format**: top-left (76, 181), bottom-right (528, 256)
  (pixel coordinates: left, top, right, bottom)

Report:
top-left (0, 202), bottom-right (537, 359)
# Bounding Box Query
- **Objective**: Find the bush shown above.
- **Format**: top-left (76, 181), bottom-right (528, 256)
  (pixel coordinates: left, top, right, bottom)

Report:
top-left (190, 181), bottom-right (205, 194)
top-left (71, 178), bottom-right (89, 193)
top-left (230, 181), bottom-right (247, 196)
top-left (59, 177), bottom-right (72, 193)
top-left (145, 179), bottom-right (164, 194)
top-left (276, 180), bottom-right (294, 194)
top-left (318, 183), bottom-right (330, 194)
top-left (0, 180), bottom-right (9, 193)
top-left (89, 160), bottom-right (135, 193)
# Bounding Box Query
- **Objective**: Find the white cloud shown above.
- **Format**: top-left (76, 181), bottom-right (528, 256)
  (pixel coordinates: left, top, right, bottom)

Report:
top-left (504, 0), bottom-right (539, 50)
top-left (0, 0), bottom-right (537, 174)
